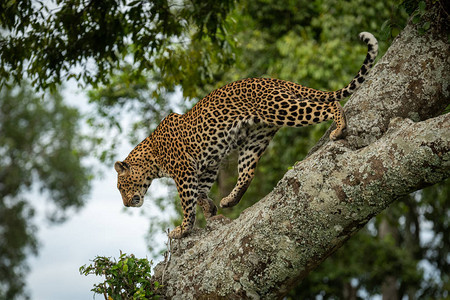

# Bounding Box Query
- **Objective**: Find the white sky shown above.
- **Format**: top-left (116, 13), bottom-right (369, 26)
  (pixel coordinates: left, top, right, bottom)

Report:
top-left (25, 82), bottom-right (171, 300)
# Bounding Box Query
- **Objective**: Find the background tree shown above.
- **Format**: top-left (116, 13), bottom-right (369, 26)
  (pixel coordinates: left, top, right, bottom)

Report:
top-left (0, 84), bottom-right (92, 298)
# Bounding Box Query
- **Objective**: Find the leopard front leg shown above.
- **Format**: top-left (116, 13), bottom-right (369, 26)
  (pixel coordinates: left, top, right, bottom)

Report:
top-left (197, 168), bottom-right (218, 219)
top-left (169, 174), bottom-right (198, 239)
top-left (197, 195), bottom-right (217, 219)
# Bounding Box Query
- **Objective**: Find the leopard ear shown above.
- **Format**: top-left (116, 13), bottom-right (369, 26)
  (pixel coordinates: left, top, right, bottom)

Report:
top-left (114, 161), bottom-right (130, 175)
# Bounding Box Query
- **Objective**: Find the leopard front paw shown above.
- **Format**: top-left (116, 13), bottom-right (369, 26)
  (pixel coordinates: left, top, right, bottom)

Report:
top-left (205, 204), bottom-right (217, 219)
top-left (220, 195), bottom-right (238, 208)
top-left (204, 199), bottom-right (218, 218)
top-left (198, 197), bottom-right (217, 219)
top-left (168, 226), bottom-right (190, 239)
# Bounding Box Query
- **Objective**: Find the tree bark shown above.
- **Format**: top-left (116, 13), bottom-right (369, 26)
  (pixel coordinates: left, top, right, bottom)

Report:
top-left (152, 8), bottom-right (449, 300)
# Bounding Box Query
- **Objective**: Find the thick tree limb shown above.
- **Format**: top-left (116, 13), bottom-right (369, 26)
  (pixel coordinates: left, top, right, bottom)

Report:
top-left (152, 9), bottom-right (449, 300)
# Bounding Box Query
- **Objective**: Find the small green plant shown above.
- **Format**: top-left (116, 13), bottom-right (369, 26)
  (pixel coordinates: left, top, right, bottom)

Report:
top-left (80, 251), bottom-right (160, 300)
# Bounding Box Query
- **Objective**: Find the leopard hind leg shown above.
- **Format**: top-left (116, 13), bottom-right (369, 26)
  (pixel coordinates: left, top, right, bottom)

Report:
top-left (257, 89), bottom-right (346, 139)
top-left (220, 124), bottom-right (278, 208)
top-left (328, 101), bottom-right (346, 140)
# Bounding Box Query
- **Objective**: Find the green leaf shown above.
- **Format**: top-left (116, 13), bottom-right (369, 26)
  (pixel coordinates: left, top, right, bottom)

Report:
top-left (380, 20), bottom-right (392, 40)
top-left (391, 27), bottom-right (401, 37)
top-left (418, 1), bottom-right (426, 12)
top-left (412, 14), bottom-right (421, 24)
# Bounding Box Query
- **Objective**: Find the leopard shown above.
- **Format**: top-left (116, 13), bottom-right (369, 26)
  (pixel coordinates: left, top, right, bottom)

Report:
top-left (114, 32), bottom-right (378, 239)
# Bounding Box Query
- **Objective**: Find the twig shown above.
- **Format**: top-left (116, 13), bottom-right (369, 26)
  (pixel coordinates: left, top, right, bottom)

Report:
top-left (161, 228), bottom-right (172, 285)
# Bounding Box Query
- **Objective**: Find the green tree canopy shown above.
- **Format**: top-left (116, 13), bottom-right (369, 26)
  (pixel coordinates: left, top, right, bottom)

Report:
top-left (0, 0), bottom-right (235, 91)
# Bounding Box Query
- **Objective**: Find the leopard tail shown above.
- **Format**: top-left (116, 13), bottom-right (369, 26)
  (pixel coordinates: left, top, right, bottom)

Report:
top-left (324, 32), bottom-right (378, 102)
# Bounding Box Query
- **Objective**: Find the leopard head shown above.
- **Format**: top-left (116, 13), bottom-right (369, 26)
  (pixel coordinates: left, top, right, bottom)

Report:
top-left (114, 161), bottom-right (154, 207)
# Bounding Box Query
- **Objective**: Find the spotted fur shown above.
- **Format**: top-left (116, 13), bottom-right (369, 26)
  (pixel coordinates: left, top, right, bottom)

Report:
top-left (115, 32), bottom-right (378, 238)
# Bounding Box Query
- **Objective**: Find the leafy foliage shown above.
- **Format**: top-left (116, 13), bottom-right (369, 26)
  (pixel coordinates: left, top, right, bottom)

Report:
top-left (0, 0), bottom-right (235, 91)
top-left (0, 199), bottom-right (37, 299)
top-left (80, 252), bottom-right (160, 300)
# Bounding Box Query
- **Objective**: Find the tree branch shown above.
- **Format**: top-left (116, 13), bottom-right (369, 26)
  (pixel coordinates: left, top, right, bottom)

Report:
top-left (152, 8), bottom-right (449, 300)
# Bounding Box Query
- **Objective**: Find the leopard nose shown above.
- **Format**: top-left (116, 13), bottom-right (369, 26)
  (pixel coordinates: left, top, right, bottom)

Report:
top-left (131, 195), bottom-right (141, 205)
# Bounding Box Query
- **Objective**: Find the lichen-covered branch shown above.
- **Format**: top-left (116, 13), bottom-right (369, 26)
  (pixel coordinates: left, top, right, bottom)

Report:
top-left (152, 8), bottom-right (449, 300)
